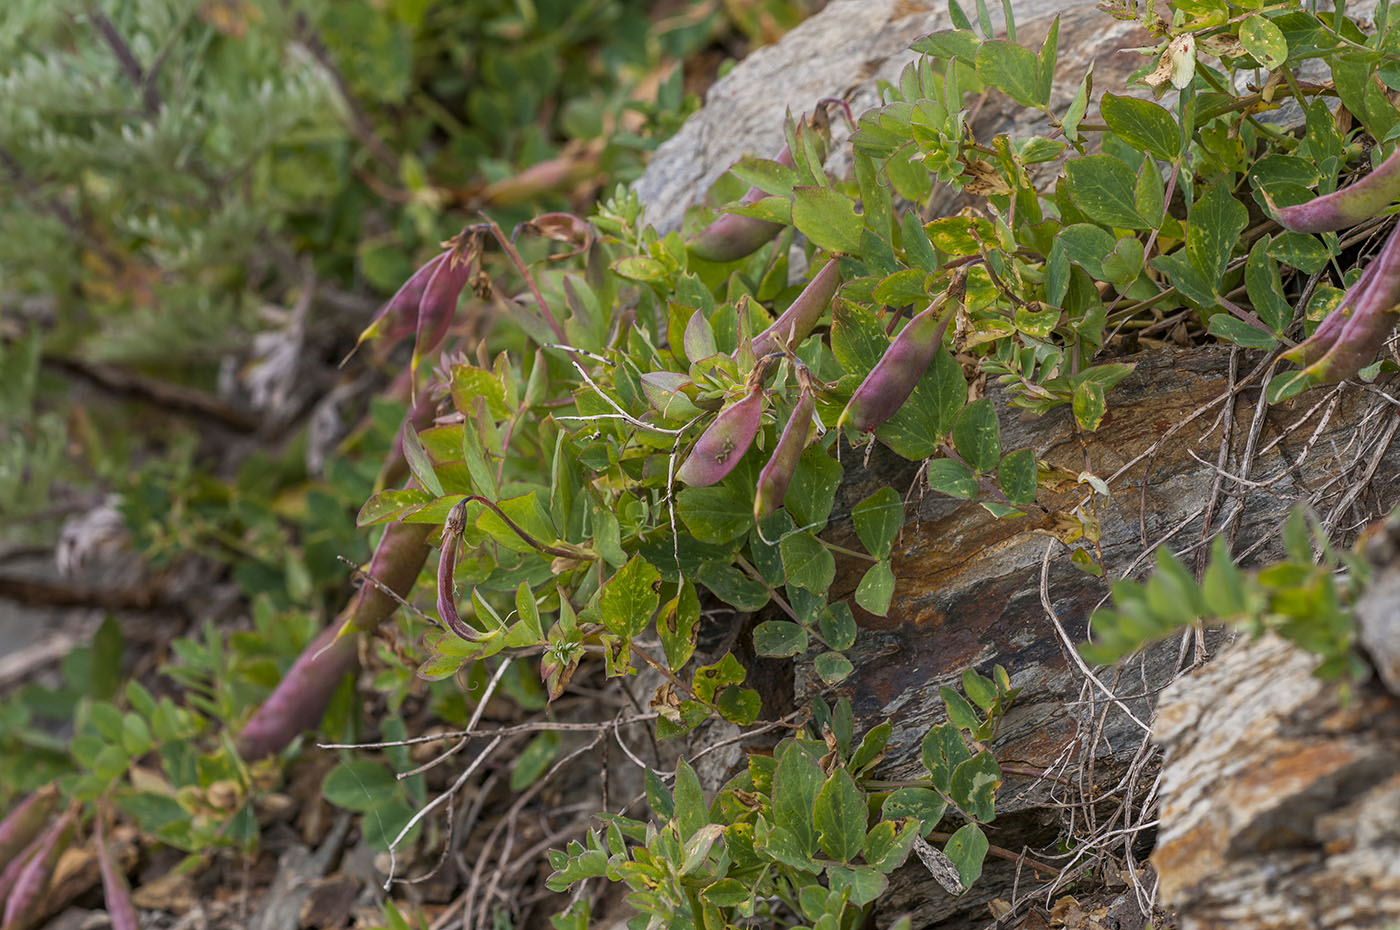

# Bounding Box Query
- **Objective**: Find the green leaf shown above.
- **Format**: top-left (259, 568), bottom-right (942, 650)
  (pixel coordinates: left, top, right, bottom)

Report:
top-left (510, 731), bottom-right (560, 790)
top-left (323, 762), bottom-right (397, 813)
top-left (1036, 16), bottom-right (1059, 105)
top-left (1245, 237), bottom-right (1292, 335)
top-left (786, 447), bottom-right (843, 529)
top-left (853, 486), bottom-right (903, 559)
top-left (357, 487), bottom-right (433, 527)
top-left (753, 620), bottom-right (809, 657)
top-left (646, 768), bottom-right (675, 823)
top-left (1268, 231), bottom-right (1330, 274)
top-left (961, 668), bottom-right (998, 711)
top-left (996, 449), bottom-right (1037, 505)
top-left (942, 823), bottom-right (989, 889)
top-left (1065, 155), bottom-right (1147, 229)
top-left (925, 458), bottom-right (979, 499)
top-left (1100, 94), bottom-right (1179, 162)
top-left (1186, 183), bottom-right (1248, 284)
top-left (864, 819), bottom-right (920, 873)
top-left (659, 581), bottom-right (701, 670)
top-left (677, 483), bottom-right (753, 545)
top-left (1072, 380), bottom-right (1106, 431)
top-left (612, 255), bottom-right (668, 282)
top-left (674, 758), bottom-right (708, 840)
top-left (791, 186), bottom-right (863, 254)
top-left (729, 157), bottom-right (801, 197)
top-left (850, 721), bottom-right (893, 772)
top-left (922, 723), bottom-right (972, 793)
top-left (1240, 14), bottom-right (1288, 70)
top-left (1136, 158), bottom-right (1165, 226)
top-left (772, 742), bottom-right (824, 854)
top-left (826, 865), bottom-right (887, 907)
top-left (881, 788), bottom-right (947, 834)
top-left (695, 561), bottom-right (770, 611)
top-left (948, 751), bottom-right (1001, 822)
top-left (952, 398), bottom-right (1001, 472)
top-left (855, 561), bottom-right (896, 616)
top-left (780, 531), bottom-right (836, 592)
top-left (1207, 314), bottom-right (1277, 350)
top-left (819, 603), bottom-right (858, 651)
top-left (597, 556), bottom-right (661, 639)
top-left (941, 685), bottom-right (981, 732)
top-left (814, 651), bottom-right (854, 684)
top-left (702, 878), bottom-right (752, 908)
top-left (975, 40), bottom-right (1044, 107)
top-left (814, 768), bottom-right (866, 862)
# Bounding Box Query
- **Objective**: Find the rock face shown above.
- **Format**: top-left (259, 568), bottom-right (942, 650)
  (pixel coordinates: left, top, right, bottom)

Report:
top-left (1152, 632), bottom-right (1400, 930)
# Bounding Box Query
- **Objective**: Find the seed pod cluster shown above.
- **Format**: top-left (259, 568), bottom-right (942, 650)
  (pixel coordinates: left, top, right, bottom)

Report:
top-left (839, 271), bottom-right (967, 434)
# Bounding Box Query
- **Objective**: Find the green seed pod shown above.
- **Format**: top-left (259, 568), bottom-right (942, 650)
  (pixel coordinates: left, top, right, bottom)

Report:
top-left (0, 787), bottom-right (58, 871)
top-left (1269, 147), bottom-right (1400, 234)
top-left (840, 274), bottom-right (965, 434)
top-left (676, 386), bottom-right (766, 487)
top-left (687, 146), bottom-right (794, 263)
top-left (748, 257), bottom-right (842, 358)
top-left (754, 388), bottom-right (815, 520)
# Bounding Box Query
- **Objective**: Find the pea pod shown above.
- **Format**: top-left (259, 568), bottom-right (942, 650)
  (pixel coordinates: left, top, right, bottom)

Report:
top-left (346, 252), bottom-right (445, 361)
top-left (1289, 220), bottom-right (1400, 382)
top-left (1269, 147), bottom-right (1400, 234)
top-left (1285, 254), bottom-right (1379, 368)
top-left (676, 384), bottom-right (767, 487)
top-left (748, 257), bottom-right (842, 358)
top-left (754, 387), bottom-right (815, 520)
top-left (1, 806), bottom-right (74, 930)
top-left (0, 787), bottom-right (57, 870)
top-left (839, 273), bottom-right (965, 434)
top-left (687, 146), bottom-right (794, 263)
top-left (95, 820), bottom-right (138, 930)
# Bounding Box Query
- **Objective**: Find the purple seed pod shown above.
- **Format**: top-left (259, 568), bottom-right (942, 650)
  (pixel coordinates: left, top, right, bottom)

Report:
top-left (754, 388), bottom-right (816, 520)
top-left (1283, 256), bottom-right (1379, 368)
top-left (0, 786), bottom-right (58, 871)
top-left (1269, 147), bottom-right (1400, 234)
top-left (344, 253), bottom-right (446, 364)
top-left (840, 274), bottom-right (966, 434)
top-left (676, 386), bottom-right (767, 487)
top-left (411, 249), bottom-right (475, 378)
top-left (1298, 220), bottom-right (1400, 382)
top-left (2, 806), bottom-right (74, 930)
top-left (237, 515), bottom-right (433, 759)
top-left (687, 146), bottom-right (795, 263)
top-left (748, 257), bottom-right (842, 358)
top-left (95, 820), bottom-right (138, 930)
